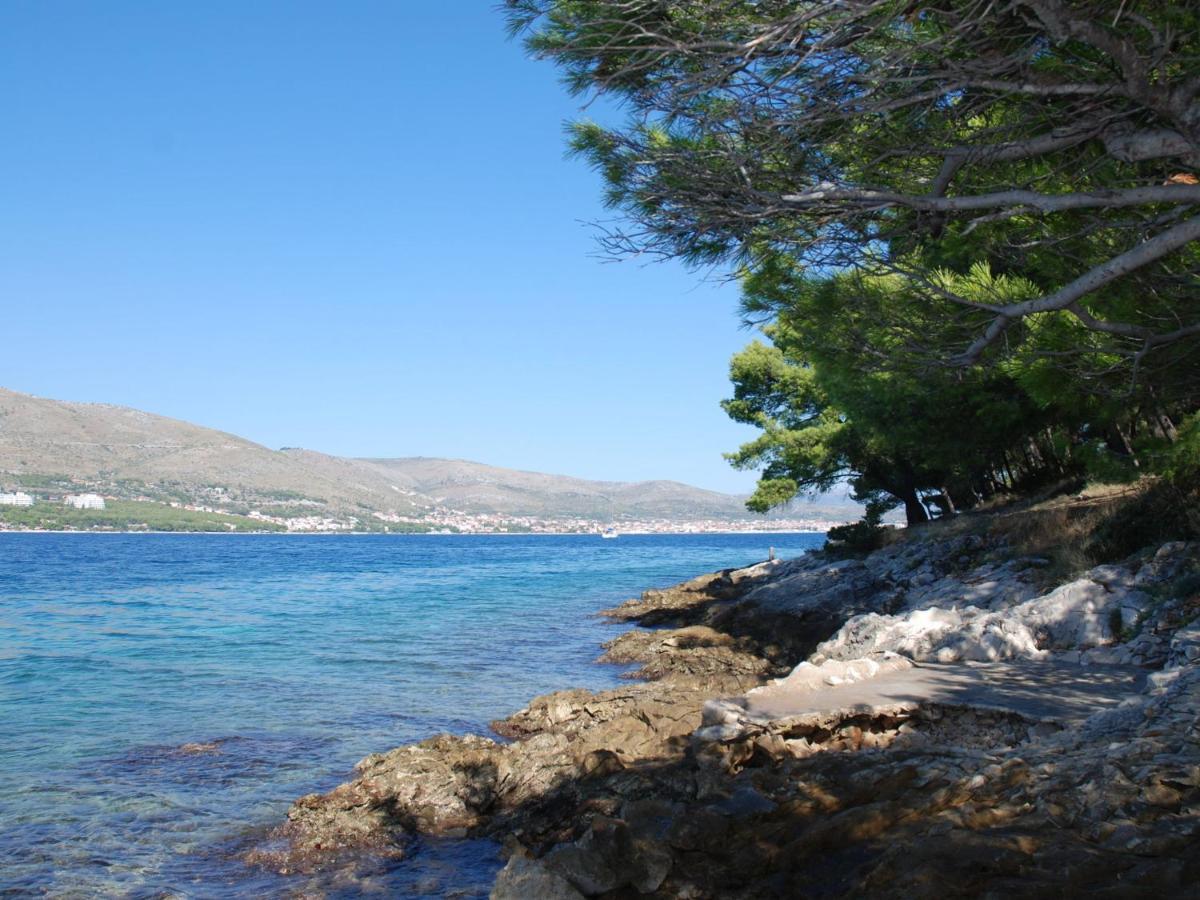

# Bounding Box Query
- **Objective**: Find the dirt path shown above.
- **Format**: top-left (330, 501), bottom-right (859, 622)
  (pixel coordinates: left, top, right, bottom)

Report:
top-left (742, 658), bottom-right (1149, 724)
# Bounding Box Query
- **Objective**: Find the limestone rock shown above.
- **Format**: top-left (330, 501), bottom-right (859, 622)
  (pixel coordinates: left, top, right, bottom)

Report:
top-left (255, 535), bottom-right (1200, 897)
top-left (815, 558), bottom-right (1163, 664)
top-left (491, 855), bottom-right (585, 900)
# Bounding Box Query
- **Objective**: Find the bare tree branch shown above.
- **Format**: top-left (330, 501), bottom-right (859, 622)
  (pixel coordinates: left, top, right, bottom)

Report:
top-left (954, 214), bottom-right (1200, 363)
top-left (780, 184), bottom-right (1200, 214)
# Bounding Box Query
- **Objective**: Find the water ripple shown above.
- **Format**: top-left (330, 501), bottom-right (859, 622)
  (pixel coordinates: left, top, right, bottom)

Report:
top-left (0, 531), bottom-right (822, 896)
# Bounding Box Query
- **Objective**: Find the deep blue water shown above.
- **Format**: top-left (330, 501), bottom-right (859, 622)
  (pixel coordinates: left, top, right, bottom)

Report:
top-left (0, 532), bottom-right (823, 897)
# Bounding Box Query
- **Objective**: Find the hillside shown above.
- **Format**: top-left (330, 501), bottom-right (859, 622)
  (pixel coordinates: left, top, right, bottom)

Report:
top-left (0, 388), bottom-right (428, 515)
top-left (0, 388), bottom-right (856, 526)
top-left (355, 457), bottom-right (786, 520)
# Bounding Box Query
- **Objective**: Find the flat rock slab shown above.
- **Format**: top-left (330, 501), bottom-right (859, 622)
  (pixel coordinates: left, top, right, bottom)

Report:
top-left (744, 659), bottom-right (1149, 725)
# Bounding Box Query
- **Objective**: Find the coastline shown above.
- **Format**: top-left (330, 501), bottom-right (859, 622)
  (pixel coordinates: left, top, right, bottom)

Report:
top-left (7, 533), bottom-right (814, 897)
top-left (0, 528), bottom-right (833, 536)
top-left (250, 512), bottom-right (1200, 897)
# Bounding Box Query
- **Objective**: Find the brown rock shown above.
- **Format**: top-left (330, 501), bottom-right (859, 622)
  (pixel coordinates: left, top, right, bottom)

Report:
top-left (491, 855), bottom-right (585, 900)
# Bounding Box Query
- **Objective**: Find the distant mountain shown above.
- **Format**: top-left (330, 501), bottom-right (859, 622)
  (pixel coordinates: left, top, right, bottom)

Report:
top-left (355, 456), bottom-right (781, 520)
top-left (0, 388), bottom-right (857, 523)
top-left (0, 388), bottom-right (429, 515)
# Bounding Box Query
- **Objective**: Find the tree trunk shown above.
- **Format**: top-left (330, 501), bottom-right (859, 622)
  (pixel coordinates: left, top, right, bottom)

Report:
top-left (902, 489), bottom-right (930, 526)
top-left (1000, 452), bottom-right (1017, 488)
top-left (970, 469), bottom-right (993, 501)
top-left (1117, 422), bottom-right (1140, 467)
top-left (940, 487), bottom-right (957, 516)
top-left (1147, 389), bottom-right (1179, 442)
top-left (1021, 443), bottom-right (1037, 476)
top-left (891, 459), bottom-right (931, 527)
top-left (1039, 428), bottom-right (1066, 473)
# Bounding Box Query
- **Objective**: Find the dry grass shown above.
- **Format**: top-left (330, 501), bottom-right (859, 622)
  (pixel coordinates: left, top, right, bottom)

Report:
top-left (887, 480), bottom-right (1181, 585)
top-left (984, 495), bottom-right (1125, 582)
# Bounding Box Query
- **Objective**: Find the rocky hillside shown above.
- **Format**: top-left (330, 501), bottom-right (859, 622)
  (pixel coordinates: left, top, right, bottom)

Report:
top-left (0, 392), bottom-right (425, 515)
top-left (256, 493), bottom-right (1199, 896)
top-left (355, 456), bottom-right (773, 520)
top-left (0, 388), bottom-right (855, 522)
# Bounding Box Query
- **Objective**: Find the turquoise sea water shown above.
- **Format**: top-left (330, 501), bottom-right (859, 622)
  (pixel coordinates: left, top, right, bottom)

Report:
top-left (0, 532), bottom-right (824, 897)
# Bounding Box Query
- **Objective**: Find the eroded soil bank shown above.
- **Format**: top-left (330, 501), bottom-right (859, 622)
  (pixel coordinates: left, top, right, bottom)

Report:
top-left (250, 523), bottom-right (1200, 898)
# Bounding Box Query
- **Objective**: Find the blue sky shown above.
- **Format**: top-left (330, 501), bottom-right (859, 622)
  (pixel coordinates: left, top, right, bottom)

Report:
top-left (0, 1), bottom-right (767, 493)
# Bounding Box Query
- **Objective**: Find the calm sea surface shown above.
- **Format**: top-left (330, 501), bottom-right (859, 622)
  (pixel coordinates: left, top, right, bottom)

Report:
top-left (0, 532), bottom-right (824, 897)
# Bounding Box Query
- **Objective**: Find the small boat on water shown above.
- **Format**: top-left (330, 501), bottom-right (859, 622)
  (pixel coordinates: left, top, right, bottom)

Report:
top-left (600, 527), bottom-right (619, 539)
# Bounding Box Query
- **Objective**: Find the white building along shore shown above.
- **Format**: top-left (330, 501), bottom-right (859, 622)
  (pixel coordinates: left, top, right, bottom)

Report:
top-left (64, 493), bottom-right (106, 510)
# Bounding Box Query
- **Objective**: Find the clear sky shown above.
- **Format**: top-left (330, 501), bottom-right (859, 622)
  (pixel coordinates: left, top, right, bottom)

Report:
top-left (0, 1), bottom-right (766, 493)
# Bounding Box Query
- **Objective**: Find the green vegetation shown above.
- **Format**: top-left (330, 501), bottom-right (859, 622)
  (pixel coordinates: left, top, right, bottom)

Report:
top-left (244, 504), bottom-right (327, 519)
top-left (0, 500), bottom-right (286, 533)
top-left (511, 1), bottom-right (1200, 545)
top-left (722, 266), bottom-right (1081, 525)
top-left (259, 488), bottom-right (311, 501)
top-left (344, 518), bottom-right (439, 534)
top-left (12, 473), bottom-right (75, 489)
top-left (379, 522), bottom-right (441, 534)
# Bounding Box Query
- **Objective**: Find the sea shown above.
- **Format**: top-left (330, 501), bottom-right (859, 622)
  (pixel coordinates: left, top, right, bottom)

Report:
top-left (0, 531), bottom-right (824, 898)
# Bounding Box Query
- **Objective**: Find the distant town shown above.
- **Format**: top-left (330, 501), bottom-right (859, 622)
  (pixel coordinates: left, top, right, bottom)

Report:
top-left (1, 490), bottom-right (106, 510)
top-left (0, 487), bottom-right (845, 535)
top-left (0, 388), bottom-right (863, 535)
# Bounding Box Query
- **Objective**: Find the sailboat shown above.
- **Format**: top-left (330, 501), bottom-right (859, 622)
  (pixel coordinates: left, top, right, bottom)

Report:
top-left (600, 496), bottom-right (619, 538)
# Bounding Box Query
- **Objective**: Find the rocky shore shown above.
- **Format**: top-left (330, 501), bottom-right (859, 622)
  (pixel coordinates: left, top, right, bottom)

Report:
top-left (250, 521), bottom-right (1200, 897)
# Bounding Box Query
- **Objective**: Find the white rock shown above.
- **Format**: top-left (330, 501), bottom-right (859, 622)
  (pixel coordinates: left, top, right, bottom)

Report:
top-left (694, 723), bottom-right (745, 743)
top-left (700, 699), bottom-right (746, 727)
top-left (816, 562), bottom-right (1153, 664)
top-left (744, 654), bottom-right (913, 708)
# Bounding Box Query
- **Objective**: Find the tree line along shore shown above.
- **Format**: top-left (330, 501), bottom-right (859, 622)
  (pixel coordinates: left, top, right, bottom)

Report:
top-left (502, 0), bottom-right (1200, 545)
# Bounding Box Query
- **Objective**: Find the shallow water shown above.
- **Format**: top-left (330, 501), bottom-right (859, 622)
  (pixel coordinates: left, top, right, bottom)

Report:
top-left (0, 532), bottom-right (823, 897)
